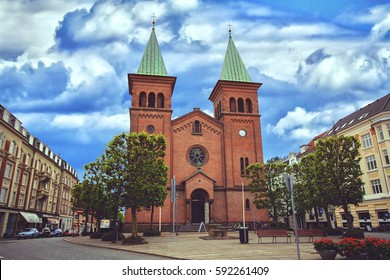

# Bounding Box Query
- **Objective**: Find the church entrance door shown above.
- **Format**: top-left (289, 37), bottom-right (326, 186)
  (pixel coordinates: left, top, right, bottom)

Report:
top-left (190, 190), bottom-right (209, 224)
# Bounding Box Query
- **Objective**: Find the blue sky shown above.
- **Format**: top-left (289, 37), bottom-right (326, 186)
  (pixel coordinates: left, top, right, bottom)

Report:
top-left (1, 0), bottom-right (390, 178)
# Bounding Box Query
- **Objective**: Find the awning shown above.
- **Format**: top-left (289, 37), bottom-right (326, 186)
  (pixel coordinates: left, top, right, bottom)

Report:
top-left (20, 212), bottom-right (42, 223)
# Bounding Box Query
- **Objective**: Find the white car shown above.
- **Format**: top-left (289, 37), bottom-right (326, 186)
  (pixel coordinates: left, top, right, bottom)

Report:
top-left (17, 228), bottom-right (39, 239)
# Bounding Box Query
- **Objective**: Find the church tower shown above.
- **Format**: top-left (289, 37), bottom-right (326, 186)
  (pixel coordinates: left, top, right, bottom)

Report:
top-left (128, 23), bottom-right (176, 174)
top-left (209, 29), bottom-right (264, 220)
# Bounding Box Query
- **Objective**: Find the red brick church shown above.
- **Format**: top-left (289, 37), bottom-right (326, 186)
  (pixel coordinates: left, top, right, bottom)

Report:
top-left (124, 24), bottom-right (268, 229)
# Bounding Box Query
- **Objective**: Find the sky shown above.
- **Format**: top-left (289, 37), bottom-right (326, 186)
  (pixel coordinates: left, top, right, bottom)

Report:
top-left (1, 0), bottom-right (390, 178)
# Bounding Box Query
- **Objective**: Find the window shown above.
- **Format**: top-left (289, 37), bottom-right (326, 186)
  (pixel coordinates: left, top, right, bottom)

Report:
top-left (30, 195), bottom-right (35, 208)
top-left (245, 199), bottom-right (250, 210)
top-left (148, 92), bottom-right (156, 108)
top-left (4, 163), bottom-right (12, 179)
top-left (0, 188), bottom-right (8, 203)
top-left (157, 93), bottom-right (164, 108)
top-left (237, 98), bottom-right (245, 112)
top-left (18, 193), bottom-right (25, 207)
top-left (366, 155), bottom-right (377, 171)
top-left (9, 141), bottom-right (15, 154)
top-left (139, 92), bottom-right (146, 107)
top-left (240, 157), bottom-right (249, 176)
top-left (22, 173), bottom-right (28, 186)
top-left (371, 179), bottom-right (383, 194)
top-left (378, 126), bottom-right (384, 140)
top-left (193, 120), bottom-right (202, 134)
top-left (387, 124), bottom-right (390, 138)
top-left (10, 191), bottom-right (16, 205)
top-left (188, 146), bottom-right (207, 167)
top-left (384, 149), bottom-right (390, 165)
top-left (229, 98), bottom-right (236, 112)
top-left (245, 99), bottom-right (253, 113)
top-left (361, 133), bottom-right (373, 148)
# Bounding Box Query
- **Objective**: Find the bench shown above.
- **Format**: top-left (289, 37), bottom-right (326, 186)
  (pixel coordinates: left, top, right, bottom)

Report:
top-left (257, 230), bottom-right (291, 243)
top-left (296, 229), bottom-right (326, 242)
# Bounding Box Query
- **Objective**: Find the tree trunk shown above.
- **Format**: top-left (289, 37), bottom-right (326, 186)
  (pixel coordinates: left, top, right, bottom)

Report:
top-left (314, 207), bottom-right (320, 228)
top-left (112, 206), bottom-right (118, 243)
top-left (90, 210), bottom-right (94, 233)
top-left (83, 208), bottom-right (89, 236)
top-left (150, 202), bottom-right (155, 230)
top-left (342, 204), bottom-right (354, 230)
top-left (131, 206), bottom-right (138, 237)
top-left (324, 206), bottom-right (332, 228)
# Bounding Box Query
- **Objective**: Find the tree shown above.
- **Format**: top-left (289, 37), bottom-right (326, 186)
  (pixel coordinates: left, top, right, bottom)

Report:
top-left (315, 135), bottom-right (364, 230)
top-left (104, 132), bottom-right (168, 238)
top-left (247, 162), bottom-right (289, 223)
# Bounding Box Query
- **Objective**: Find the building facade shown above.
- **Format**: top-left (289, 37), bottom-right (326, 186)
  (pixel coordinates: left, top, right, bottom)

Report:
top-left (124, 26), bottom-right (268, 228)
top-left (0, 105), bottom-right (78, 238)
top-left (326, 94), bottom-right (390, 230)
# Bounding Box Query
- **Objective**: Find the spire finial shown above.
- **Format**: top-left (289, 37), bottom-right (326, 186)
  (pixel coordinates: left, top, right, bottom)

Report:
top-left (151, 14), bottom-right (157, 30)
top-left (228, 22), bottom-right (232, 38)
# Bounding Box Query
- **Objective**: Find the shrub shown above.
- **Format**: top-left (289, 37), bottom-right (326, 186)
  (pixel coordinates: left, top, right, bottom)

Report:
top-left (101, 231), bottom-right (125, 241)
top-left (338, 238), bottom-right (366, 258)
top-left (325, 228), bottom-right (343, 236)
top-left (143, 230), bottom-right (161, 237)
top-left (342, 229), bottom-right (365, 239)
top-left (122, 235), bottom-right (147, 245)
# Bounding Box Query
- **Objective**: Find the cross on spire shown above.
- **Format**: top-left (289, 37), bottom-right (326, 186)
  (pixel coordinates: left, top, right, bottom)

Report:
top-left (228, 22), bottom-right (232, 38)
top-left (151, 14), bottom-right (157, 30)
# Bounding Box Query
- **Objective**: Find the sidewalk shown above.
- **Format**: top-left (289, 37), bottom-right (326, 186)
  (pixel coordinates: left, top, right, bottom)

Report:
top-left (65, 231), bottom-right (343, 260)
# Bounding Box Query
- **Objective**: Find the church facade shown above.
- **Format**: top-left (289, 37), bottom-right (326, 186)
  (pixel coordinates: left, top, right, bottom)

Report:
top-left (124, 26), bottom-right (268, 228)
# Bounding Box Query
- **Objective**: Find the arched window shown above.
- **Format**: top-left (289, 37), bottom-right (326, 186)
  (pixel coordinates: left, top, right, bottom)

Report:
top-left (246, 98), bottom-right (252, 113)
top-left (157, 93), bottom-right (164, 108)
top-left (148, 92), bottom-right (156, 108)
top-left (193, 120), bottom-right (202, 134)
top-left (139, 92), bottom-right (146, 107)
top-left (238, 98), bottom-right (245, 112)
top-left (240, 157), bottom-right (249, 176)
top-left (230, 98), bottom-right (236, 112)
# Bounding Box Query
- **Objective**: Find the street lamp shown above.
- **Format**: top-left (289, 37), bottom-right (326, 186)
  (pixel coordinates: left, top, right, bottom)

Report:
top-left (284, 175), bottom-right (301, 260)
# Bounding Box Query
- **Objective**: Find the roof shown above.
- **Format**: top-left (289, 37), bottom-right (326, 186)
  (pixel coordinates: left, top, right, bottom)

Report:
top-left (326, 93), bottom-right (390, 137)
top-left (297, 131), bottom-right (328, 157)
top-left (220, 36), bottom-right (252, 82)
top-left (137, 29), bottom-right (168, 76)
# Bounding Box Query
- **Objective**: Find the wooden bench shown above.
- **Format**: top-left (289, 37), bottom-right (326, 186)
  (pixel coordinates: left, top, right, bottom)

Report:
top-left (257, 230), bottom-right (291, 243)
top-left (296, 229), bottom-right (326, 242)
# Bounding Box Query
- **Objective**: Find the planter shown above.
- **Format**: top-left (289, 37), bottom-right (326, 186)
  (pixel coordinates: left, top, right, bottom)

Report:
top-left (347, 252), bottom-right (367, 260)
top-left (318, 249), bottom-right (338, 260)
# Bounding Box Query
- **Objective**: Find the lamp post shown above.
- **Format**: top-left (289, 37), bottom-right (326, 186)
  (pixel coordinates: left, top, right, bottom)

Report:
top-left (284, 175), bottom-right (301, 260)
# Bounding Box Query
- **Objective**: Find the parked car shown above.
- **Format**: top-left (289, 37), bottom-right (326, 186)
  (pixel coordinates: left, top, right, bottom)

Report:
top-left (63, 229), bottom-right (79, 237)
top-left (39, 227), bottom-right (51, 238)
top-left (50, 228), bottom-right (63, 237)
top-left (17, 228), bottom-right (39, 239)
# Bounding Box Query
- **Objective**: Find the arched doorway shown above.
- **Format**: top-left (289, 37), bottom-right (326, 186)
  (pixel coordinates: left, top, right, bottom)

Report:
top-left (191, 189), bottom-right (209, 224)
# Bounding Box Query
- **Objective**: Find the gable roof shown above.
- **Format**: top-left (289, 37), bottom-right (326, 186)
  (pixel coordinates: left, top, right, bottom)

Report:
top-left (326, 93), bottom-right (390, 137)
top-left (220, 35), bottom-right (252, 82)
top-left (172, 108), bottom-right (222, 128)
top-left (137, 29), bottom-right (168, 76)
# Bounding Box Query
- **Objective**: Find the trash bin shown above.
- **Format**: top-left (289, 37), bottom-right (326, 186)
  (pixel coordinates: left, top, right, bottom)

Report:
top-left (239, 227), bottom-right (249, 244)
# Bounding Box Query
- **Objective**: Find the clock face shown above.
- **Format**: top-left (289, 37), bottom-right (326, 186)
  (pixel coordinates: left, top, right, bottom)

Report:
top-left (239, 129), bottom-right (247, 137)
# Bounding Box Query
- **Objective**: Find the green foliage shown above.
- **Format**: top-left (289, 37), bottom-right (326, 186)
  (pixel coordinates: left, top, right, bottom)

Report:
top-left (101, 231), bottom-right (125, 241)
top-left (247, 162), bottom-right (289, 222)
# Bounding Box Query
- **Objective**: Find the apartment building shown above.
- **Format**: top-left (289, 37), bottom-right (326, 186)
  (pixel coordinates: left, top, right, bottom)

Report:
top-left (326, 93), bottom-right (390, 230)
top-left (0, 105), bottom-right (78, 238)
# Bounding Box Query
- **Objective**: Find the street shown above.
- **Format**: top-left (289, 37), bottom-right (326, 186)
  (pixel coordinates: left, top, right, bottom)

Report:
top-left (0, 237), bottom-right (172, 260)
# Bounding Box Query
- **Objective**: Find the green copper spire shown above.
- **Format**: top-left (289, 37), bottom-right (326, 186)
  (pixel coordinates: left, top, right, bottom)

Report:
top-left (220, 31), bottom-right (252, 82)
top-left (137, 28), bottom-right (168, 76)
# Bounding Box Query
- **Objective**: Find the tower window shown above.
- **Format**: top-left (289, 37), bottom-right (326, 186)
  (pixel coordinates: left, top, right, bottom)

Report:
top-left (148, 92), bottom-right (156, 108)
top-left (139, 92), bottom-right (146, 107)
top-left (245, 199), bottom-right (250, 210)
top-left (229, 98), bottom-right (236, 112)
top-left (193, 120), bottom-right (202, 134)
top-left (240, 157), bottom-right (249, 176)
top-left (238, 98), bottom-right (245, 112)
top-left (246, 98), bottom-right (253, 113)
top-left (157, 93), bottom-right (164, 108)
